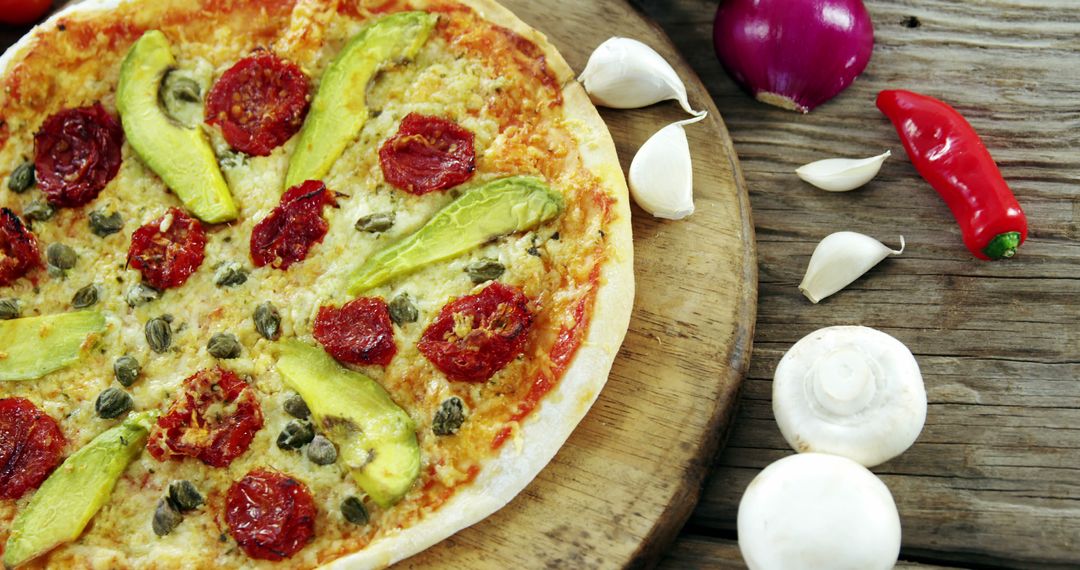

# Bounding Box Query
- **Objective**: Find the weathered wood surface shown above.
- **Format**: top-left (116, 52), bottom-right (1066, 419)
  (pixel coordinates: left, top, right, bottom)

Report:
top-left (634, 0), bottom-right (1080, 568)
top-left (659, 536), bottom-right (954, 569)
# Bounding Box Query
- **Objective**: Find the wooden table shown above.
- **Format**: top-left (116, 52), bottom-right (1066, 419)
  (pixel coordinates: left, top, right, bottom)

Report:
top-left (636, 1), bottom-right (1080, 568)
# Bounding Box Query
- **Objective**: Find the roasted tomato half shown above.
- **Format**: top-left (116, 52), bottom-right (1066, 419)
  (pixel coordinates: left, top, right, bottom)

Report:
top-left (226, 469), bottom-right (316, 561)
top-left (0, 397), bottom-right (66, 500)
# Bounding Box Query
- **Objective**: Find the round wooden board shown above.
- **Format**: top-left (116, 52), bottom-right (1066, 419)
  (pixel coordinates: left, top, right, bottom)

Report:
top-left (401, 1), bottom-right (757, 567)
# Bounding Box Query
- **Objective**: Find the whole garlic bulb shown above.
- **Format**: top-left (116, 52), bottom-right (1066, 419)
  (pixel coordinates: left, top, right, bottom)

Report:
top-left (578, 37), bottom-right (700, 115)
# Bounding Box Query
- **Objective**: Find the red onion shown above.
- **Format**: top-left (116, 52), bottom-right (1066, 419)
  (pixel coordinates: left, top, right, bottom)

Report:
top-left (713, 0), bottom-right (874, 113)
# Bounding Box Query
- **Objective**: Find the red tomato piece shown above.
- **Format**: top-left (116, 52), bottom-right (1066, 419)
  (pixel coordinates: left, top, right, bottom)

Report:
top-left (34, 103), bottom-right (123, 208)
top-left (226, 469), bottom-right (316, 561)
top-left (0, 207), bottom-right (42, 286)
top-left (250, 180), bottom-right (337, 270)
top-left (205, 51), bottom-right (311, 157)
top-left (379, 113), bottom-right (476, 195)
top-left (0, 0), bottom-right (53, 26)
top-left (127, 207), bottom-right (207, 290)
top-left (0, 397), bottom-right (66, 500)
top-left (147, 367), bottom-right (263, 468)
top-left (418, 282), bottom-right (533, 382)
top-left (313, 297), bottom-right (397, 366)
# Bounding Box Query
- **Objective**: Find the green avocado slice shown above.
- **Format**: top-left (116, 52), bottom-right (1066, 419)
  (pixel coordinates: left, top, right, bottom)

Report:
top-left (0, 310), bottom-right (106, 382)
top-left (276, 340), bottom-right (420, 508)
top-left (284, 11), bottom-right (438, 189)
top-left (116, 30), bottom-right (238, 223)
top-left (3, 411), bottom-right (157, 569)
top-left (347, 175), bottom-right (564, 294)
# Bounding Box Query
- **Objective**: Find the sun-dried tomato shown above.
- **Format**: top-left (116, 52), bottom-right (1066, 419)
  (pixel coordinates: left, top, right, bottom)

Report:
top-left (226, 469), bottom-right (316, 561)
top-left (147, 367), bottom-right (263, 468)
top-left (250, 180), bottom-right (337, 270)
top-left (418, 282), bottom-right (532, 382)
top-left (127, 207), bottom-right (207, 290)
top-left (0, 397), bottom-right (66, 500)
top-left (379, 113), bottom-right (476, 195)
top-left (313, 297), bottom-right (397, 366)
top-left (34, 103), bottom-right (123, 208)
top-left (0, 207), bottom-right (42, 286)
top-left (206, 51), bottom-right (311, 157)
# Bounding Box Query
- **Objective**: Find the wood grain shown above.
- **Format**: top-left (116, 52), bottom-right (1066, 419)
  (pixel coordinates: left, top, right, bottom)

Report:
top-left (634, 0), bottom-right (1080, 568)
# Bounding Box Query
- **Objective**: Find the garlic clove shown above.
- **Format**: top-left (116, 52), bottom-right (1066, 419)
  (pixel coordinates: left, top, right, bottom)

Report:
top-left (578, 37), bottom-right (700, 115)
top-left (799, 232), bottom-right (904, 303)
top-left (628, 112), bottom-right (707, 220)
top-left (796, 151), bottom-right (891, 192)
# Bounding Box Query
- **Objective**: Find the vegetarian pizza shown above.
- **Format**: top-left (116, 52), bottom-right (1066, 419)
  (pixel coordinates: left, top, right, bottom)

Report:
top-left (0, 0), bottom-right (633, 567)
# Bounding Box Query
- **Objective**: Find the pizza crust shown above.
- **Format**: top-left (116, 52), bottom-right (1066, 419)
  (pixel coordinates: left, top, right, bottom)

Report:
top-left (0, 1), bottom-right (634, 568)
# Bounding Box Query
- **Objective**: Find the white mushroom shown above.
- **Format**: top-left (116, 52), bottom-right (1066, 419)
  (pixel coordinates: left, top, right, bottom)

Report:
top-left (773, 326), bottom-right (926, 467)
top-left (738, 453), bottom-right (901, 570)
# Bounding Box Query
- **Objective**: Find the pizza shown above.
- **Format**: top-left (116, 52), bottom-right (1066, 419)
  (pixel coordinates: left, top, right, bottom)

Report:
top-left (0, 0), bottom-right (633, 568)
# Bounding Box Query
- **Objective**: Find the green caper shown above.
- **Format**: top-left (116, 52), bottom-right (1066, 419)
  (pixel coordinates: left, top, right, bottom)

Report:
top-left (88, 210), bottom-right (124, 237)
top-left (0, 298), bottom-right (19, 320)
top-left (388, 292), bottom-right (418, 326)
top-left (23, 199), bottom-right (54, 222)
top-left (253, 302), bottom-right (281, 341)
top-left (152, 498), bottom-right (183, 537)
top-left (207, 332), bottom-right (241, 359)
top-left (145, 317), bottom-right (172, 353)
top-left (465, 258), bottom-right (505, 284)
top-left (72, 284), bottom-right (100, 308)
top-left (161, 71), bottom-right (203, 128)
top-left (168, 480), bottom-right (204, 512)
top-left (113, 355), bottom-right (141, 387)
top-left (283, 393), bottom-right (310, 419)
top-left (432, 396), bottom-right (466, 436)
top-left (341, 496), bottom-right (369, 525)
top-left (95, 387), bottom-right (133, 419)
top-left (126, 283), bottom-right (161, 307)
top-left (355, 211), bottom-right (395, 233)
top-left (214, 262), bottom-right (248, 288)
top-left (306, 435), bottom-right (338, 465)
top-left (46, 243), bottom-right (77, 271)
top-left (7, 162), bottom-right (34, 193)
top-left (276, 420), bottom-right (315, 450)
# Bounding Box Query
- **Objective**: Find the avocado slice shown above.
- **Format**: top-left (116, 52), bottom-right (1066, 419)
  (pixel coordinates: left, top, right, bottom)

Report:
top-left (284, 11), bottom-right (438, 189)
top-left (116, 30), bottom-right (238, 223)
top-left (3, 411), bottom-right (157, 568)
top-left (276, 340), bottom-right (419, 507)
top-left (347, 175), bottom-right (563, 294)
top-left (0, 310), bottom-right (106, 382)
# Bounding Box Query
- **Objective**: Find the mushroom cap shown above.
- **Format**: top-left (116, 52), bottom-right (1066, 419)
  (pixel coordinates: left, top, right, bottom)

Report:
top-left (773, 325), bottom-right (926, 467)
top-left (737, 453), bottom-right (901, 570)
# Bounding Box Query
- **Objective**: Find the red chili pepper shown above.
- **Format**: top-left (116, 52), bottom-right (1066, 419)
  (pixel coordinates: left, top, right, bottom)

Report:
top-left (876, 89), bottom-right (1028, 260)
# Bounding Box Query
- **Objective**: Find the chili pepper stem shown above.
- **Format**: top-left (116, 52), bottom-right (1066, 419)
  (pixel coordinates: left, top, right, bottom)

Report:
top-left (983, 232), bottom-right (1021, 260)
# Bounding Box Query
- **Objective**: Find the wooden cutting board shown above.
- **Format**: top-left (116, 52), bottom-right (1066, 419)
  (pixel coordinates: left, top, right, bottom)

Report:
top-left (1, 0), bottom-right (756, 567)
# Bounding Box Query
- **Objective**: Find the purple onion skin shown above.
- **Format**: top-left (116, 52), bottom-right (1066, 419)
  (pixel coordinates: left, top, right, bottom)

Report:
top-left (713, 0), bottom-right (874, 113)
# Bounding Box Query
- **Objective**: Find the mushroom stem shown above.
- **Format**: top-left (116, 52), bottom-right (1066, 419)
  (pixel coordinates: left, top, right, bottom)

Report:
top-left (811, 346), bottom-right (879, 417)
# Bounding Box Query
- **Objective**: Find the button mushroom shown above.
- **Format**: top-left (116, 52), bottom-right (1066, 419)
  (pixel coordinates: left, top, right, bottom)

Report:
top-left (772, 325), bottom-right (926, 467)
top-left (738, 453), bottom-right (901, 570)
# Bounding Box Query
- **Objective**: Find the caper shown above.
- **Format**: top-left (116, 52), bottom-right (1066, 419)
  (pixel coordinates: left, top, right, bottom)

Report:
top-left (152, 498), bottom-right (183, 537)
top-left (283, 393), bottom-right (310, 419)
top-left (465, 258), bottom-right (505, 284)
top-left (306, 435), bottom-right (338, 465)
top-left (113, 355), bottom-right (141, 387)
top-left (168, 480), bottom-right (204, 512)
top-left (253, 302), bottom-right (281, 341)
top-left (0, 298), bottom-right (19, 320)
top-left (7, 162), bottom-right (34, 193)
top-left (72, 284), bottom-right (100, 308)
top-left (126, 283), bottom-right (161, 307)
top-left (214, 262), bottom-right (248, 288)
top-left (145, 317), bottom-right (172, 353)
top-left (88, 210), bottom-right (124, 237)
top-left (96, 387), bottom-right (133, 419)
top-left (276, 420), bottom-right (315, 450)
top-left (161, 71), bottom-right (203, 128)
top-left (23, 199), bottom-right (54, 222)
top-left (340, 496), bottom-right (369, 526)
top-left (207, 332), bottom-right (241, 359)
top-left (355, 211), bottom-right (395, 233)
top-left (46, 243), bottom-right (77, 271)
top-left (388, 292), bottom-right (418, 326)
top-left (432, 396), bottom-right (466, 436)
